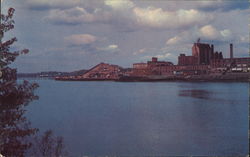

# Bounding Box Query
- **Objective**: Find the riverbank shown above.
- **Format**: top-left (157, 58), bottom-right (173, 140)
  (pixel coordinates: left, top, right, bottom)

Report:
top-left (117, 74), bottom-right (250, 82)
top-left (54, 72), bottom-right (250, 82)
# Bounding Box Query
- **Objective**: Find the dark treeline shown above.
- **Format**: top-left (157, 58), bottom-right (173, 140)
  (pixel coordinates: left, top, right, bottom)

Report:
top-left (18, 69), bottom-right (87, 78)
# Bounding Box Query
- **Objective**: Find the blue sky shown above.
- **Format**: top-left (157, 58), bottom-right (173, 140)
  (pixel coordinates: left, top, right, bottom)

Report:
top-left (3, 0), bottom-right (249, 72)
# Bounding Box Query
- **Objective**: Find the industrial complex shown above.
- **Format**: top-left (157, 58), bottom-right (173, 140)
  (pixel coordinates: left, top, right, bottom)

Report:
top-left (55, 41), bottom-right (250, 81)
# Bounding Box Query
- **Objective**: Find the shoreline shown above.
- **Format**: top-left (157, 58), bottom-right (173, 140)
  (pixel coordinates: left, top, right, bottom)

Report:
top-left (54, 75), bottom-right (250, 83)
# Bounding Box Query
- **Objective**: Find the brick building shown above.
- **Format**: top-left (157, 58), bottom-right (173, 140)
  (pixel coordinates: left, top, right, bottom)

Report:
top-left (192, 43), bottom-right (214, 64)
top-left (147, 57), bottom-right (173, 67)
top-left (178, 42), bottom-right (226, 66)
top-left (131, 41), bottom-right (250, 77)
top-left (178, 54), bottom-right (198, 66)
top-left (133, 63), bottom-right (148, 69)
top-left (132, 57), bottom-right (174, 76)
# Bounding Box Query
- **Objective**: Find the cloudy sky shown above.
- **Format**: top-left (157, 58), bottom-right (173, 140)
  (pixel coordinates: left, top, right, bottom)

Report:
top-left (3, 0), bottom-right (249, 72)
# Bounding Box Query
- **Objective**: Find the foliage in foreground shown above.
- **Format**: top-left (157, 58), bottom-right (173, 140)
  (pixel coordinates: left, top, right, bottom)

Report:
top-left (0, 8), bottom-right (67, 157)
top-left (0, 7), bottom-right (39, 157)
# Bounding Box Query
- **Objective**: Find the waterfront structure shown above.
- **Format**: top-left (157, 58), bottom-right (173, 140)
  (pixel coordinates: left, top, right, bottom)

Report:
top-left (192, 42), bottom-right (213, 64)
top-left (180, 42), bottom-right (223, 66)
top-left (132, 57), bottom-right (174, 76)
top-left (55, 41), bottom-right (250, 81)
top-left (131, 42), bottom-right (250, 77)
top-left (178, 54), bottom-right (198, 66)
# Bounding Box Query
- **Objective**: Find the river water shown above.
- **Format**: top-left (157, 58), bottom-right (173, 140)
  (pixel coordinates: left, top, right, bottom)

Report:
top-left (24, 79), bottom-right (249, 156)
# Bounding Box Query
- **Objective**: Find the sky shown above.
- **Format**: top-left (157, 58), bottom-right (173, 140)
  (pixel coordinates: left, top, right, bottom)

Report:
top-left (3, 0), bottom-right (249, 72)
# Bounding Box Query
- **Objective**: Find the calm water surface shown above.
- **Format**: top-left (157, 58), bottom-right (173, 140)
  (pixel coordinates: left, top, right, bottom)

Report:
top-left (24, 79), bottom-right (249, 156)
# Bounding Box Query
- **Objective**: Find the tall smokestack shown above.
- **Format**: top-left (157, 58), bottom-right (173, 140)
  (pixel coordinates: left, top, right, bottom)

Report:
top-left (219, 52), bottom-right (223, 59)
top-left (230, 43), bottom-right (233, 59)
top-left (210, 44), bottom-right (214, 60)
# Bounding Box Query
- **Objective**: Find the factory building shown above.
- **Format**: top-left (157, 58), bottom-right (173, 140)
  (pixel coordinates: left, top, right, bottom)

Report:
top-left (179, 41), bottom-right (223, 66)
top-left (179, 41), bottom-right (230, 67)
top-left (55, 40), bottom-right (250, 81)
top-left (178, 54), bottom-right (198, 66)
top-left (132, 57), bottom-right (174, 76)
top-left (133, 63), bottom-right (148, 69)
top-left (192, 42), bottom-right (213, 64)
top-left (147, 57), bottom-right (174, 67)
top-left (132, 41), bottom-right (250, 77)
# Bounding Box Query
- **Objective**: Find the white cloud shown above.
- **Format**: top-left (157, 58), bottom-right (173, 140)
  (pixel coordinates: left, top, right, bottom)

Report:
top-left (220, 29), bottom-right (232, 38)
top-left (45, 7), bottom-right (112, 25)
top-left (165, 30), bottom-right (200, 47)
top-left (199, 25), bottom-right (233, 41)
top-left (166, 36), bottom-right (181, 45)
top-left (240, 35), bottom-right (249, 43)
top-left (133, 7), bottom-right (172, 28)
top-left (97, 44), bottom-right (120, 53)
top-left (104, 0), bottom-right (135, 10)
top-left (143, 53), bottom-right (171, 60)
top-left (199, 25), bottom-right (219, 40)
top-left (155, 53), bottom-right (172, 59)
top-left (133, 7), bottom-right (213, 29)
top-left (64, 34), bottom-right (97, 46)
top-left (165, 25), bottom-right (234, 47)
top-left (108, 44), bottom-right (118, 49)
top-left (42, 1), bottom-right (215, 31)
top-left (176, 9), bottom-right (212, 27)
top-left (133, 48), bottom-right (147, 55)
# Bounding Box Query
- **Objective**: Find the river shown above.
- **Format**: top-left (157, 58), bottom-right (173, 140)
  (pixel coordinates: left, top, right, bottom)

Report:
top-left (24, 79), bottom-right (248, 156)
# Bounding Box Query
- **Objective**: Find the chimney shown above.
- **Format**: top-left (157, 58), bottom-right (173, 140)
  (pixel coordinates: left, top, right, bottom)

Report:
top-left (209, 44), bottom-right (214, 60)
top-left (152, 57), bottom-right (158, 62)
top-left (230, 43), bottom-right (233, 59)
top-left (215, 51), bottom-right (219, 59)
top-left (219, 52), bottom-right (223, 59)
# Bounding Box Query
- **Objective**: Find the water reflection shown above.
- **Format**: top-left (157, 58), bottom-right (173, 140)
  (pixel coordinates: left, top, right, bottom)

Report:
top-left (179, 89), bottom-right (214, 100)
top-left (0, 79), bottom-right (67, 156)
top-left (25, 80), bottom-right (249, 156)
